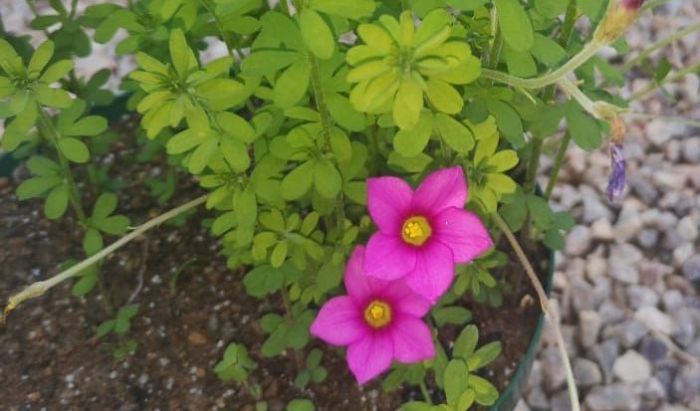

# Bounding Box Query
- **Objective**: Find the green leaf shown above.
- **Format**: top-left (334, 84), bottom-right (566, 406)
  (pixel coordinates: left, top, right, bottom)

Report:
top-left (308, 0), bottom-right (375, 19)
top-left (44, 184), bottom-right (69, 219)
top-left (394, 111), bottom-right (433, 157)
top-left (447, 0), bottom-right (488, 11)
top-left (467, 341), bottom-right (502, 371)
top-left (28, 41), bottom-right (54, 74)
top-left (531, 33), bottom-right (567, 68)
top-left (426, 78), bottom-right (463, 114)
top-left (274, 60), bottom-right (311, 108)
top-left (444, 360), bottom-right (468, 407)
top-left (300, 9), bottom-right (335, 59)
top-left (326, 93), bottom-right (365, 132)
top-left (432, 306), bottom-right (472, 327)
top-left (92, 193), bottom-right (118, 219)
top-left (169, 29), bottom-right (197, 78)
top-left (313, 159), bottom-right (342, 199)
top-left (393, 79), bottom-right (423, 130)
top-left (436, 113), bottom-right (474, 154)
top-left (534, 0), bottom-right (568, 18)
top-left (197, 78), bottom-right (248, 110)
top-left (34, 85), bottom-right (72, 108)
top-left (217, 112), bottom-right (256, 143)
top-left (270, 241), bottom-right (289, 268)
top-left (17, 176), bottom-right (61, 199)
top-left (330, 128), bottom-right (352, 162)
top-left (486, 99), bottom-right (524, 148)
top-left (243, 265), bottom-right (284, 298)
top-left (282, 160), bottom-right (315, 200)
top-left (496, 0), bottom-right (534, 52)
top-left (469, 375), bottom-right (499, 406)
top-left (453, 324), bottom-right (479, 360)
top-left (72, 272), bottom-right (97, 297)
top-left (399, 402), bottom-right (433, 411)
top-left (95, 215), bottom-right (130, 235)
top-left (504, 48), bottom-right (537, 78)
top-left (565, 103), bottom-right (602, 151)
top-left (40, 60), bottom-right (73, 83)
top-left (83, 227), bottom-right (103, 255)
top-left (66, 115), bottom-right (108, 136)
top-left (58, 137), bottom-right (90, 163)
top-left (286, 399), bottom-right (315, 411)
top-left (234, 188), bottom-right (257, 228)
top-left (242, 50), bottom-right (299, 76)
top-left (96, 319), bottom-right (115, 338)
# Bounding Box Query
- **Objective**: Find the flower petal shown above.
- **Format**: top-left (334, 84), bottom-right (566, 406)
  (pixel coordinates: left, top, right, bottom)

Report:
top-left (404, 240), bottom-right (455, 302)
top-left (412, 166), bottom-right (467, 214)
top-left (367, 176), bottom-right (413, 233)
top-left (310, 296), bottom-right (367, 346)
top-left (381, 280), bottom-right (432, 318)
top-left (347, 332), bottom-right (394, 384)
top-left (364, 232), bottom-right (417, 281)
top-left (343, 246), bottom-right (374, 303)
top-left (391, 317), bottom-right (435, 363)
top-left (433, 207), bottom-right (493, 263)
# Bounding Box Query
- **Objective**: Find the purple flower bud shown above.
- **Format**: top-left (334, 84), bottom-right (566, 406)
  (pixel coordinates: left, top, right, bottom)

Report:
top-left (606, 144), bottom-right (626, 203)
top-left (622, 0), bottom-right (644, 11)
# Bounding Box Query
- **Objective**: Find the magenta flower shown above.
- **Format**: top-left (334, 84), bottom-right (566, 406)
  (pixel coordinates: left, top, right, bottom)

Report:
top-left (310, 246), bottom-right (435, 384)
top-left (363, 167), bottom-right (492, 302)
top-left (606, 143), bottom-right (626, 203)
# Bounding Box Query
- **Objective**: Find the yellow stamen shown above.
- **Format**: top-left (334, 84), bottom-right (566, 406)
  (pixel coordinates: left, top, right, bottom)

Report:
top-left (363, 300), bottom-right (392, 329)
top-left (401, 216), bottom-right (432, 246)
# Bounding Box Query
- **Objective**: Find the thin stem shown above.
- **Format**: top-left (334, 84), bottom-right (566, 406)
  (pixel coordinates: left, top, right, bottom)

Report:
top-left (541, 0), bottom-right (579, 102)
top-left (38, 109), bottom-right (88, 224)
top-left (623, 22), bottom-right (700, 71)
top-left (308, 53), bottom-right (346, 238)
top-left (201, 0), bottom-right (235, 60)
top-left (481, 40), bottom-right (602, 89)
top-left (544, 133), bottom-right (572, 200)
top-left (2, 195), bottom-right (207, 321)
top-left (492, 213), bottom-right (580, 411)
top-left (630, 62), bottom-right (700, 101)
top-left (523, 139), bottom-right (542, 195)
top-left (419, 381), bottom-right (432, 404)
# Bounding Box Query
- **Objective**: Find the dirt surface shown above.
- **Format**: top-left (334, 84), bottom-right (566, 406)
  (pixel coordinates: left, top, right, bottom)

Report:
top-left (0, 124), bottom-right (548, 411)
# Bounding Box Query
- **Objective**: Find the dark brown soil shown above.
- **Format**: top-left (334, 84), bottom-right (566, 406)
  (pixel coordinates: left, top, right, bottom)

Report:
top-left (0, 126), bottom-right (548, 411)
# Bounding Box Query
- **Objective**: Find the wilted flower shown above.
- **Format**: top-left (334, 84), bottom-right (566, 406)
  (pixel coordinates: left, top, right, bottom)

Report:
top-left (363, 167), bottom-right (492, 302)
top-left (606, 143), bottom-right (626, 203)
top-left (594, 0), bottom-right (645, 44)
top-left (346, 9), bottom-right (481, 130)
top-left (310, 246), bottom-right (434, 384)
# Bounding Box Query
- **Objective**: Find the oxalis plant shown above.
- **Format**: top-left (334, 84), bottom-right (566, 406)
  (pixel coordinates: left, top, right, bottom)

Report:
top-left (1, 0), bottom-right (695, 409)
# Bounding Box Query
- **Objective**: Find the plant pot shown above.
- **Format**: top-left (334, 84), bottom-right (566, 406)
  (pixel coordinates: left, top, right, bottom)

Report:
top-left (489, 249), bottom-right (554, 411)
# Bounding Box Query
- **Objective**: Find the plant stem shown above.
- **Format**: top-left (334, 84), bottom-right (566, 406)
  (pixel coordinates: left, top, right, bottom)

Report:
top-left (481, 39), bottom-right (602, 89)
top-left (308, 54), bottom-right (346, 238)
top-left (541, 0), bottom-right (579, 102)
top-left (492, 213), bottom-right (580, 411)
top-left (544, 133), bottom-right (572, 200)
top-left (38, 109), bottom-right (88, 225)
top-left (623, 22), bottom-right (700, 71)
top-left (523, 139), bottom-right (542, 195)
top-left (419, 381), bottom-right (432, 404)
top-left (201, 0), bottom-right (236, 60)
top-left (2, 195), bottom-right (207, 321)
top-left (630, 62), bottom-right (700, 101)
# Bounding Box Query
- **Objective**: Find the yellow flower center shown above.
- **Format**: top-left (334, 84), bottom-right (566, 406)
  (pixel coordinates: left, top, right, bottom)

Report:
top-left (363, 300), bottom-right (392, 329)
top-left (401, 216), bottom-right (432, 246)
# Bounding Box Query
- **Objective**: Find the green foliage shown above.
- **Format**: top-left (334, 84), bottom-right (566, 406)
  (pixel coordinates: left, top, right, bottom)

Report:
top-left (215, 342), bottom-right (258, 383)
top-left (294, 348), bottom-right (327, 388)
top-left (286, 399), bottom-right (315, 411)
top-left (96, 304), bottom-right (140, 360)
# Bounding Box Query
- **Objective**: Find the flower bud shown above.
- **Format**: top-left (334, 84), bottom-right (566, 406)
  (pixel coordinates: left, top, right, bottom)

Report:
top-left (594, 0), bottom-right (645, 44)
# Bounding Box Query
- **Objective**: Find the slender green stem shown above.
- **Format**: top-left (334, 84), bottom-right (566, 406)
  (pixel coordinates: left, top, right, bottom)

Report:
top-left (38, 109), bottom-right (88, 224)
top-left (492, 213), bottom-right (581, 411)
top-left (3, 195), bottom-right (208, 320)
top-left (201, 0), bottom-right (236, 60)
top-left (623, 22), bottom-right (700, 71)
top-left (481, 40), bottom-right (602, 89)
top-left (541, 0), bottom-right (579, 102)
top-left (544, 133), bottom-right (572, 200)
top-left (630, 62), bottom-right (700, 101)
top-left (419, 381), bottom-right (432, 404)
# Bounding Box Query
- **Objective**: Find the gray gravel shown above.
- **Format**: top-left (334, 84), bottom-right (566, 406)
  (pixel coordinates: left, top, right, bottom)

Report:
top-left (521, 2), bottom-right (700, 410)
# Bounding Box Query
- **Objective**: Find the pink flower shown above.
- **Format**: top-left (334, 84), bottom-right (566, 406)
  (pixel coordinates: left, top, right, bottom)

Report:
top-left (363, 167), bottom-right (492, 302)
top-left (310, 246), bottom-right (435, 384)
